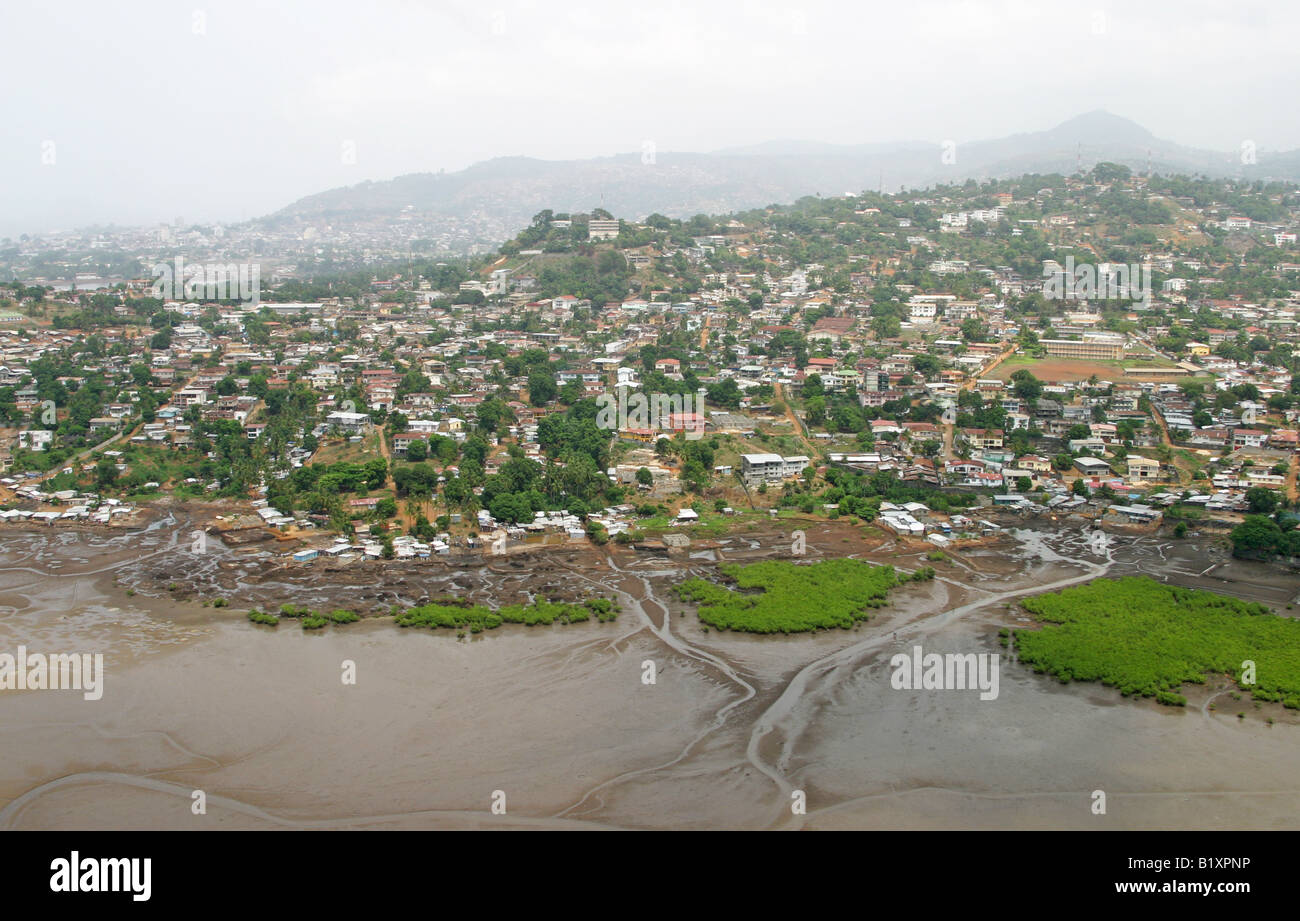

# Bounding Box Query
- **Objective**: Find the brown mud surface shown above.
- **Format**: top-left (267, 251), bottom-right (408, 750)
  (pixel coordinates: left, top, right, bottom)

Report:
top-left (1, 503), bottom-right (1298, 829)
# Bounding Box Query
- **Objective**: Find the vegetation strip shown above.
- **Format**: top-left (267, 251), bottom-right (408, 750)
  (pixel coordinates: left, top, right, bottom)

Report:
top-left (676, 558), bottom-right (924, 633)
top-left (1013, 576), bottom-right (1300, 707)
top-left (248, 597), bottom-right (618, 633)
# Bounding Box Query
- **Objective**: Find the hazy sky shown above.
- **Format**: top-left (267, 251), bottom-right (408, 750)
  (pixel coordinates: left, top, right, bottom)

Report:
top-left (2, 0), bottom-right (1296, 237)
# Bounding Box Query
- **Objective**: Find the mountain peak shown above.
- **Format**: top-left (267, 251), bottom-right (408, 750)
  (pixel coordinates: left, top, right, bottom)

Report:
top-left (1045, 110), bottom-right (1155, 145)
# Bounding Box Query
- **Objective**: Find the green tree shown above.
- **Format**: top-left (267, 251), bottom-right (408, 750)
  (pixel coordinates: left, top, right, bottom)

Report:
top-left (95, 458), bottom-right (119, 489)
top-left (1009, 369), bottom-right (1042, 402)
top-left (1245, 487), bottom-right (1280, 515)
top-left (528, 371), bottom-right (557, 406)
top-left (1229, 515), bottom-right (1284, 558)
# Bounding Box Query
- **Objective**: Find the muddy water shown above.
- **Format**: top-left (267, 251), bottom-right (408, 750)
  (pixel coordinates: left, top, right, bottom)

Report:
top-left (0, 516), bottom-right (1298, 829)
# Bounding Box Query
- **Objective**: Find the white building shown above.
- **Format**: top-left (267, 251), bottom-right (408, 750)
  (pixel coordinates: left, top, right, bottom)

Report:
top-left (740, 453), bottom-right (784, 484)
top-left (740, 453), bottom-right (810, 485)
top-left (324, 410), bottom-right (371, 434)
top-left (909, 302), bottom-right (937, 324)
top-left (18, 429), bottom-right (54, 452)
top-left (588, 218), bottom-right (621, 240)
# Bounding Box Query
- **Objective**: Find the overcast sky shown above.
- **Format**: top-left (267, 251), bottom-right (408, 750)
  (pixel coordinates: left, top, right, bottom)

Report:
top-left (2, 0), bottom-right (1296, 237)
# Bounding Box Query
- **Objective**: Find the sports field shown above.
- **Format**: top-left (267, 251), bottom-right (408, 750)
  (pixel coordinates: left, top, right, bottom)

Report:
top-left (992, 355), bottom-right (1191, 383)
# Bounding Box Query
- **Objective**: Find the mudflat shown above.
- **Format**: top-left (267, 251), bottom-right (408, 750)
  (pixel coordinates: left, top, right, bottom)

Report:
top-left (1, 510), bottom-right (1297, 829)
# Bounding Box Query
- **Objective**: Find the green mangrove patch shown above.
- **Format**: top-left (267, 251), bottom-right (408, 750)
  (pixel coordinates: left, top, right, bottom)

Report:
top-left (245, 597), bottom-right (618, 634)
top-left (1013, 576), bottom-right (1300, 708)
top-left (675, 558), bottom-right (902, 633)
top-left (396, 596), bottom-right (618, 634)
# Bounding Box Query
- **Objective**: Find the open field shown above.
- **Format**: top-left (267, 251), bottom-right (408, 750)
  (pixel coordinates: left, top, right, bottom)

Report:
top-left (309, 432), bottom-right (384, 466)
top-left (992, 354), bottom-right (1207, 383)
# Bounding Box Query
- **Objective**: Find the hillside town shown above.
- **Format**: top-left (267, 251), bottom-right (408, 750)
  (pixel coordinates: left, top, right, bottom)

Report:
top-left (1, 165), bottom-right (1298, 564)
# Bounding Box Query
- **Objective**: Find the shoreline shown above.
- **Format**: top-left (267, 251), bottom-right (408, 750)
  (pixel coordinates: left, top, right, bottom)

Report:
top-left (2, 509), bottom-right (1300, 830)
